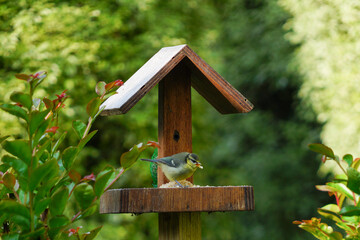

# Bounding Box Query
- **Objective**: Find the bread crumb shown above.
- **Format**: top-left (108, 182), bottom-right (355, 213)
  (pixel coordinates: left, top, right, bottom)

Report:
top-left (159, 180), bottom-right (200, 188)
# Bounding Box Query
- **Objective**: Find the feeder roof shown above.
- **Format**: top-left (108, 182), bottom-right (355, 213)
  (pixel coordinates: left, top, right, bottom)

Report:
top-left (101, 44), bottom-right (253, 115)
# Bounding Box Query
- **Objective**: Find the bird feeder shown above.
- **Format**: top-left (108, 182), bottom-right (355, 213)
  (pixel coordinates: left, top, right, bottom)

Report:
top-left (99, 44), bottom-right (255, 239)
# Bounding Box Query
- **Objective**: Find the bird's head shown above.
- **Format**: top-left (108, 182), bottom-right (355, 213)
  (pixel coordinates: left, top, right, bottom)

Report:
top-left (186, 153), bottom-right (203, 170)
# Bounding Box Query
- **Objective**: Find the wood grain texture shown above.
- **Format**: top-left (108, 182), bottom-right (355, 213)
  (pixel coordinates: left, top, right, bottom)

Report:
top-left (99, 186), bottom-right (255, 214)
top-left (100, 44), bottom-right (253, 116)
top-left (157, 61), bottom-right (198, 239)
top-left (158, 61), bottom-right (193, 185)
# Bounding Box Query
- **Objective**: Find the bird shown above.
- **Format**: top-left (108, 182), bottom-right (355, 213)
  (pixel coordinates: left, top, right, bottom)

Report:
top-left (141, 152), bottom-right (203, 187)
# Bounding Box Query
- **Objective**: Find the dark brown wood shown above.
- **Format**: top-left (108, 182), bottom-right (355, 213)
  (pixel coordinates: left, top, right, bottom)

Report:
top-left (158, 61), bottom-right (193, 185)
top-left (157, 61), bottom-right (198, 239)
top-left (99, 186), bottom-right (255, 214)
top-left (100, 44), bottom-right (253, 116)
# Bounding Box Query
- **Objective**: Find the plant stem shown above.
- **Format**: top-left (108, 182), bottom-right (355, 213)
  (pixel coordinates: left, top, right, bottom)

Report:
top-left (336, 161), bottom-right (347, 175)
top-left (104, 168), bottom-right (125, 192)
top-left (82, 117), bottom-right (93, 139)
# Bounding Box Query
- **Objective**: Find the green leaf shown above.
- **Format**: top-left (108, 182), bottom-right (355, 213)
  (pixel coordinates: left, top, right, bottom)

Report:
top-left (50, 187), bottom-right (69, 216)
top-left (308, 143), bottom-right (335, 159)
top-left (343, 154), bottom-right (353, 166)
top-left (94, 168), bottom-right (114, 197)
top-left (74, 183), bottom-right (95, 210)
top-left (2, 140), bottom-right (32, 166)
top-left (35, 137), bottom-right (52, 160)
top-left (347, 167), bottom-right (360, 194)
top-left (19, 227), bottom-right (45, 239)
top-left (62, 146), bottom-right (79, 170)
top-left (86, 97), bottom-right (101, 117)
top-left (83, 226), bottom-right (103, 240)
top-left (95, 81), bottom-right (106, 96)
top-left (48, 215), bottom-right (69, 228)
top-left (0, 200), bottom-right (30, 219)
top-left (30, 159), bottom-right (58, 191)
top-left (29, 110), bottom-right (49, 136)
top-left (318, 204), bottom-right (342, 222)
top-left (1, 233), bottom-right (20, 240)
top-left (78, 130), bottom-right (97, 151)
top-left (33, 118), bottom-right (51, 147)
top-left (326, 182), bottom-right (354, 200)
top-left (34, 198), bottom-right (51, 215)
top-left (73, 120), bottom-right (87, 139)
top-left (120, 142), bottom-right (156, 170)
top-left (0, 103), bottom-right (29, 122)
top-left (339, 205), bottom-right (360, 216)
top-left (51, 131), bottom-right (67, 155)
top-left (1, 155), bottom-right (28, 177)
top-left (10, 92), bottom-right (32, 110)
top-left (0, 135), bottom-right (10, 144)
top-left (3, 172), bottom-right (16, 190)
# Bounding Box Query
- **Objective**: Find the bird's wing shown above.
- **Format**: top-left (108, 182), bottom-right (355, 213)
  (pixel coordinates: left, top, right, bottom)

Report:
top-left (157, 157), bottom-right (179, 168)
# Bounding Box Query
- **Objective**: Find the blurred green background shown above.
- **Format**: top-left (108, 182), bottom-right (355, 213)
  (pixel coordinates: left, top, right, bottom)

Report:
top-left (1, 0), bottom-right (360, 239)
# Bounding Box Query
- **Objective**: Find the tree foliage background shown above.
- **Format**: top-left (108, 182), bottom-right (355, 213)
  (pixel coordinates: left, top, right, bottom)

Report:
top-left (1, 0), bottom-right (356, 239)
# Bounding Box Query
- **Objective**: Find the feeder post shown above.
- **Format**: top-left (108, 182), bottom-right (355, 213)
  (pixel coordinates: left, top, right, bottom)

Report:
top-left (158, 61), bottom-right (201, 239)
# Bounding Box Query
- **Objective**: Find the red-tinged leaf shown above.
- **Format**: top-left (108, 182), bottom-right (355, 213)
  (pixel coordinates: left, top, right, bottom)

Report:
top-left (81, 173), bottom-right (95, 182)
top-left (146, 141), bottom-right (161, 149)
top-left (105, 79), bottom-right (123, 91)
top-left (293, 221), bottom-right (303, 225)
top-left (95, 81), bottom-right (106, 96)
top-left (69, 169), bottom-right (81, 184)
top-left (45, 126), bottom-right (59, 133)
top-left (308, 143), bottom-right (335, 159)
top-left (55, 90), bottom-right (68, 101)
top-left (67, 226), bottom-right (82, 237)
top-left (15, 73), bottom-right (31, 81)
top-left (3, 171), bottom-right (16, 189)
top-left (31, 71), bottom-right (47, 80)
top-left (43, 97), bottom-right (53, 110)
top-left (86, 97), bottom-right (101, 117)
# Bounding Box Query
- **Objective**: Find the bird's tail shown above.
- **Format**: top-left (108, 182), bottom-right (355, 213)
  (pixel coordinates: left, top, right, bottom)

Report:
top-left (141, 158), bottom-right (158, 163)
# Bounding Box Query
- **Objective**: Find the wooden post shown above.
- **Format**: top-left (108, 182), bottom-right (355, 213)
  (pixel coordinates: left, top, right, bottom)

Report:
top-left (158, 62), bottom-right (201, 239)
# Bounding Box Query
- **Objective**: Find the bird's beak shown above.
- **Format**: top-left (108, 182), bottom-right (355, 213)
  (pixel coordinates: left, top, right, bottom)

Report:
top-left (196, 162), bottom-right (203, 169)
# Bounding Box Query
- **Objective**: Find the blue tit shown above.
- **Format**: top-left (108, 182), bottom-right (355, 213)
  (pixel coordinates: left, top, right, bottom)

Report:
top-left (141, 152), bottom-right (203, 187)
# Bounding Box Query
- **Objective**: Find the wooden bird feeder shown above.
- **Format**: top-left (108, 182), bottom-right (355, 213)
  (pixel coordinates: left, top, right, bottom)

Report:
top-left (99, 44), bottom-right (255, 239)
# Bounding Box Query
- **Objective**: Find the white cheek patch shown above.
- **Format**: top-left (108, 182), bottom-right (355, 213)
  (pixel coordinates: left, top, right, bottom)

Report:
top-left (171, 160), bottom-right (175, 166)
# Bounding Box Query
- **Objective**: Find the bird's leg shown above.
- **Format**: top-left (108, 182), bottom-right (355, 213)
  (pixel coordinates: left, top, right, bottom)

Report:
top-left (175, 180), bottom-right (185, 188)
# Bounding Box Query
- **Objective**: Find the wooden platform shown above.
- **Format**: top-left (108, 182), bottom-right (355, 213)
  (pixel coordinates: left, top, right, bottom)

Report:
top-left (100, 186), bottom-right (254, 214)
